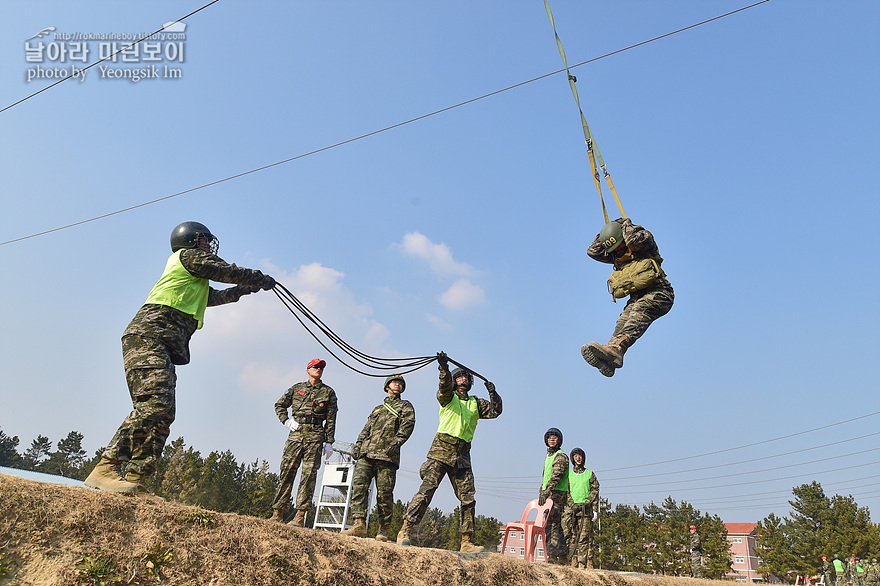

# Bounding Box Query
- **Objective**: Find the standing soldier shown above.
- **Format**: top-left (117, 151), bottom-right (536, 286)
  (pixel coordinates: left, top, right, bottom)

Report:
top-left (85, 222), bottom-right (275, 494)
top-left (539, 428), bottom-right (569, 565)
top-left (271, 359), bottom-right (338, 527)
top-left (563, 447), bottom-right (600, 569)
top-left (581, 218), bottom-right (674, 377)
top-left (397, 352), bottom-right (501, 553)
top-left (690, 524), bottom-right (703, 578)
top-left (834, 555), bottom-right (846, 586)
top-left (342, 374), bottom-right (416, 541)
top-left (824, 556), bottom-right (834, 586)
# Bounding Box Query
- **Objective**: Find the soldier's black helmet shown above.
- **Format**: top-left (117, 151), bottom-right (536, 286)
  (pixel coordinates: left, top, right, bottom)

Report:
top-left (571, 447), bottom-right (586, 463)
top-left (598, 221), bottom-right (624, 253)
top-left (171, 221), bottom-right (219, 254)
top-left (384, 374), bottom-right (406, 392)
top-left (544, 427), bottom-right (563, 447)
top-left (450, 368), bottom-right (473, 391)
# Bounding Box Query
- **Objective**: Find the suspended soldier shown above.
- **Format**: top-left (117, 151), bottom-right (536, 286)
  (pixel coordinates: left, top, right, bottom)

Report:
top-left (397, 352), bottom-right (501, 553)
top-left (85, 222), bottom-right (276, 494)
top-left (563, 447), bottom-right (600, 569)
top-left (271, 359), bottom-right (338, 527)
top-left (342, 374), bottom-right (416, 541)
top-left (539, 428), bottom-right (569, 565)
top-left (582, 218), bottom-right (674, 377)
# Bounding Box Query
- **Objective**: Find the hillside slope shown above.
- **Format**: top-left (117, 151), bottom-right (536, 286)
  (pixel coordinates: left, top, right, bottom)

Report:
top-left (0, 473), bottom-right (721, 586)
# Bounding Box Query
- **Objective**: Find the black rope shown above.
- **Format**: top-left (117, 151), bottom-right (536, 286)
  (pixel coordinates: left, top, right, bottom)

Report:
top-left (272, 283), bottom-right (488, 381)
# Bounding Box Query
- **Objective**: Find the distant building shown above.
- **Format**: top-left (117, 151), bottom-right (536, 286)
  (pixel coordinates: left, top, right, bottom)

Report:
top-left (725, 522), bottom-right (762, 582)
top-left (496, 525), bottom-right (547, 562)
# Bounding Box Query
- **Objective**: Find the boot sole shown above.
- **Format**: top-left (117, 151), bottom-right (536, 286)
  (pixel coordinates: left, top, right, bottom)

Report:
top-left (588, 342), bottom-right (624, 368)
top-left (84, 475), bottom-right (139, 494)
top-left (581, 345), bottom-right (615, 377)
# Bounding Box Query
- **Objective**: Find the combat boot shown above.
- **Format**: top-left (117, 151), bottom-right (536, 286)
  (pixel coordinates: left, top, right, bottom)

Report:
top-left (270, 508), bottom-right (286, 523)
top-left (396, 519), bottom-right (412, 546)
top-left (375, 524), bottom-right (390, 542)
top-left (570, 557), bottom-right (579, 567)
top-left (581, 344), bottom-right (615, 377)
top-left (124, 471), bottom-right (152, 497)
top-left (287, 509), bottom-right (306, 528)
top-left (586, 558), bottom-right (594, 569)
top-left (589, 335), bottom-right (631, 369)
top-left (341, 517), bottom-right (367, 537)
top-left (459, 533), bottom-right (484, 553)
top-left (84, 457), bottom-right (139, 494)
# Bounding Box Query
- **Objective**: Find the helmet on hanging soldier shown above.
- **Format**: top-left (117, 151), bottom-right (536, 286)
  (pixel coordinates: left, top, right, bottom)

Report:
top-left (171, 221), bottom-right (219, 254)
top-left (598, 221), bottom-right (624, 253)
top-left (384, 374), bottom-right (406, 393)
top-left (544, 427), bottom-right (563, 447)
top-left (450, 367), bottom-right (473, 391)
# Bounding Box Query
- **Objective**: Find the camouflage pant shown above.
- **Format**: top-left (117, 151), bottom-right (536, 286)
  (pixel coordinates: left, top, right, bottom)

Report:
top-left (349, 457), bottom-right (397, 525)
top-left (545, 491), bottom-right (568, 559)
top-left (102, 335), bottom-right (177, 476)
top-left (691, 551), bottom-right (703, 578)
top-left (612, 279), bottom-right (674, 343)
top-left (563, 505), bottom-right (594, 564)
top-left (405, 458), bottom-right (476, 535)
top-left (272, 432), bottom-right (323, 511)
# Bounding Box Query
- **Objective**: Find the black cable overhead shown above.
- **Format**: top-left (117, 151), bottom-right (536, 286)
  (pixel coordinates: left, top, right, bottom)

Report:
top-left (1, 1), bottom-right (771, 247)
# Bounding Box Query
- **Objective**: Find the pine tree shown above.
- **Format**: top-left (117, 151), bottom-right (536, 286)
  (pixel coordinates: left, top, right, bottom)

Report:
top-left (757, 512), bottom-right (797, 582)
top-left (22, 435), bottom-right (51, 471)
top-left (0, 428), bottom-right (22, 468)
top-left (41, 431), bottom-right (87, 478)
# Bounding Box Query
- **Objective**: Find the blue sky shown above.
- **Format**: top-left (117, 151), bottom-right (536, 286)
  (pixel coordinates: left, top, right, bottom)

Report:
top-left (1, 1), bottom-right (878, 527)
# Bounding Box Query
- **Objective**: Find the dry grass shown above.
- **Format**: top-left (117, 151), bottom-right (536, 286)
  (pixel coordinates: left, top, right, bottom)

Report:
top-left (0, 474), bottom-right (729, 586)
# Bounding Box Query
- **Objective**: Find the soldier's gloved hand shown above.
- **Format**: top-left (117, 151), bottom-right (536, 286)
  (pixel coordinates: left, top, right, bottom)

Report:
top-left (538, 490), bottom-right (550, 506)
top-left (484, 381), bottom-right (496, 394)
top-left (323, 442), bottom-right (334, 460)
top-left (260, 272), bottom-right (276, 291)
top-left (284, 419), bottom-right (299, 432)
top-left (592, 510), bottom-right (598, 522)
top-left (436, 351), bottom-right (449, 370)
top-left (351, 444), bottom-right (361, 460)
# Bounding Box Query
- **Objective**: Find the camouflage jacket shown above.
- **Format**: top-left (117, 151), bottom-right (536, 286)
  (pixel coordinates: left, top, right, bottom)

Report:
top-left (691, 532), bottom-right (702, 553)
top-left (354, 395), bottom-right (416, 468)
top-left (275, 380), bottom-right (338, 444)
top-left (425, 364), bottom-right (502, 469)
top-left (122, 249), bottom-right (269, 365)
top-left (544, 448), bottom-right (570, 494)
top-left (566, 464), bottom-right (600, 513)
top-left (587, 218), bottom-right (665, 271)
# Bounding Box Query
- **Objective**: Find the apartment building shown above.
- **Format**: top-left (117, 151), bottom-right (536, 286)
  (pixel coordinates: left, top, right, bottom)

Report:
top-left (725, 522), bottom-right (762, 582)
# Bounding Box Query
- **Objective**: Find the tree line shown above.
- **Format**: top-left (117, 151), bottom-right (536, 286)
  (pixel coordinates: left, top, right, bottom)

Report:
top-left (3, 427), bottom-right (877, 571)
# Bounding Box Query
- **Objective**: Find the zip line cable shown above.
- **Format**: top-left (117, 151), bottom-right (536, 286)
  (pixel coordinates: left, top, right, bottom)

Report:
top-left (272, 283), bottom-right (490, 381)
top-left (1, 0), bottom-right (771, 247)
top-left (0, 0), bottom-right (222, 115)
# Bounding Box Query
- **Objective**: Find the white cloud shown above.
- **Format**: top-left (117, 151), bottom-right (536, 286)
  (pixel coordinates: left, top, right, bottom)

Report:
top-left (439, 279), bottom-right (485, 311)
top-left (398, 232), bottom-right (475, 277)
top-left (425, 312), bottom-right (453, 331)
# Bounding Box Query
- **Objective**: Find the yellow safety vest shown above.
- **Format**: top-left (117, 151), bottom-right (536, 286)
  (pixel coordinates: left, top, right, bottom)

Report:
top-left (144, 250), bottom-right (210, 328)
top-left (437, 395), bottom-right (479, 442)
top-left (542, 450), bottom-right (569, 492)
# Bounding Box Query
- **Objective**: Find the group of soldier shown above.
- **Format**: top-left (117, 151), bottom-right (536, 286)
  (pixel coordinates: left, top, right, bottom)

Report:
top-left (83, 217), bottom-right (669, 564)
top-left (269, 351), bottom-right (501, 554)
top-left (823, 555), bottom-right (880, 586)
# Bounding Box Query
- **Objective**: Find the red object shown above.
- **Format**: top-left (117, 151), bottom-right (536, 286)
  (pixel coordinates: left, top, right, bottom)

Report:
top-left (500, 498), bottom-right (554, 563)
top-left (307, 359), bottom-right (326, 369)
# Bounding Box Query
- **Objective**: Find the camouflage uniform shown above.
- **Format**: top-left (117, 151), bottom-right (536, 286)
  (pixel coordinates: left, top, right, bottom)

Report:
top-left (349, 393), bottom-right (416, 526)
top-left (272, 380), bottom-right (338, 513)
top-left (102, 248), bottom-right (270, 476)
top-left (587, 218), bottom-right (674, 346)
top-left (541, 447), bottom-right (570, 563)
top-left (823, 558), bottom-right (834, 586)
top-left (563, 464), bottom-right (600, 567)
top-left (690, 529), bottom-right (703, 578)
top-left (403, 363), bottom-right (501, 536)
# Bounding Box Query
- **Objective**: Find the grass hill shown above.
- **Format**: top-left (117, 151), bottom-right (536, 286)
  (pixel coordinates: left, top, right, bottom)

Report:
top-left (0, 473), bottom-right (726, 586)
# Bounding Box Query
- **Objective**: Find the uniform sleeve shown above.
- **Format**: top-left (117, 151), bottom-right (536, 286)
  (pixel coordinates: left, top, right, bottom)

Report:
top-left (324, 388), bottom-right (339, 444)
top-left (437, 364), bottom-right (453, 407)
top-left (546, 451), bottom-right (569, 492)
top-left (180, 249), bottom-right (270, 289)
top-left (620, 219), bottom-right (658, 256)
top-left (206, 285), bottom-right (254, 307)
top-left (274, 388), bottom-right (294, 423)
top-left (587, 233), bottom-right (614, 264)
top-left (396, 401), bottom-right (416, 445)
top-left (587, 471), bottom-right (600, 506)
top-left (477, 389), bottom-right (502, 419)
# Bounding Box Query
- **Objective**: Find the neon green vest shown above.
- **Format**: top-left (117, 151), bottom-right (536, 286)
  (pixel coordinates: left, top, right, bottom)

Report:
top-left (569, 469), bottom-right (591, 503)
top-left (833, 560), bottom-right (845, 573)
top-left (144, 250), bottom-right (210, 329)
top-left (437, 395), bottom-right (479, 442)
top-left (542, 450), bottom-right (569, 492)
